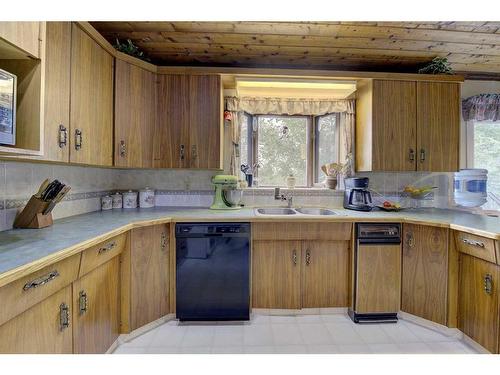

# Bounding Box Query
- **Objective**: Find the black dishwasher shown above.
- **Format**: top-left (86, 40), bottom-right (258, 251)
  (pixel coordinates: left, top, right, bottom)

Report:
top-left (175, 223), bottom-right (250, 321)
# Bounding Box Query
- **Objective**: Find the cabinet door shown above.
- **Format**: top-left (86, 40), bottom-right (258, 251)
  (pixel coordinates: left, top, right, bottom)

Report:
top-left (252, 240), bottom-right (301, 309)
top-left (43, 22), bottom-right (71, 162)
top-left (0, 286), bottom-right (72, 354)
top-left (372, 80), bottom-right (417, 171)
top-left (154, 74), bottom-right (190, 168)
top-left (0, 22), bottom-right (41, 57)
top-left (417, 82), bottom-right (460, 172)
top-left (459, 254), bottom-right (499, 353)
top-left (402, 224), bottom-right (448, 325)
top-left (189, 75), bottom-right (222, 169)
top-left (302, 241), bottom-right (349, 308)
top-left (70, 23), bottom-right (113, 166)
top-left (355, 244), bottom-right (401, 313)
top-left (130, 224), bottom-right (169, 330)
top-left (72, 257), bottom-right (120, 354)
top-left (114, 59), bottom-right (156, 168)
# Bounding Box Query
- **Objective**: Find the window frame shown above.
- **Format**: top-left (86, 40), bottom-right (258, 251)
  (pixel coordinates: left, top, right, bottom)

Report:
top-left (243, 113), bottom-right (340, 188)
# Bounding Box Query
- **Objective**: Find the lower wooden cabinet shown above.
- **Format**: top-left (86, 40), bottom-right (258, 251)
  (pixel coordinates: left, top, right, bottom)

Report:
top-left (302, 241), bottom-right (349, 308)
top-left (252, 240), bottom-right (302, 309)
top-left (459, 254), bottom-right (499, 353)
top-left (72, 257), bottom-right (120, 354)
top-left (252, 240), bottom-right (349, 309)
top-left (124, 224), bottom-right (170, 331)
top-left (0, 286), bottom-right (73, 354)
top-left (402, 224), bottom-right (449, 325)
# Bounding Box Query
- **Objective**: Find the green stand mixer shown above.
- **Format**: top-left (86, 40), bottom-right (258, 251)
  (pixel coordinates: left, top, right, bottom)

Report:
top-left (210, 175), bottom-right (243, 210)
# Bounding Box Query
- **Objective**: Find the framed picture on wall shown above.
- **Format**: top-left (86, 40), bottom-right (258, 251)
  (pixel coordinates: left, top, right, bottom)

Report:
top-left (0, 68), bottom-right (17, 146)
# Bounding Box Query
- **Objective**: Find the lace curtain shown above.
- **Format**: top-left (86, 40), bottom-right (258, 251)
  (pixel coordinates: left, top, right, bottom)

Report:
top-left (462, 94), bottom-right (500, 122)
top-left (224, 97), bottom-right (355, 178)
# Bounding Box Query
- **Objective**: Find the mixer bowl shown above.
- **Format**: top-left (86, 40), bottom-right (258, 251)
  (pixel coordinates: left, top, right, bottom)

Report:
top-left (225, 189), bottom-right (243, 206)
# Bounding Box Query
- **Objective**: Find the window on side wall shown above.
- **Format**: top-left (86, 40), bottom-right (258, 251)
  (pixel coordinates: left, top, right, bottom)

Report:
top-left (241, 113), bottom-right (341, 188)
top-left (467, 120), bottom-right (500, 205)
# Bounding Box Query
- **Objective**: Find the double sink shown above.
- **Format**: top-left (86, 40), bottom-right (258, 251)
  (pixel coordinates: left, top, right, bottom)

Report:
top-left (255, 207), bottom-right (337, 216)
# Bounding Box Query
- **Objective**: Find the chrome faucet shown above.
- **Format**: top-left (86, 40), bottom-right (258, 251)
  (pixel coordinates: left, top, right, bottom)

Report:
top-left (274, 188), bottom-right (293, 208)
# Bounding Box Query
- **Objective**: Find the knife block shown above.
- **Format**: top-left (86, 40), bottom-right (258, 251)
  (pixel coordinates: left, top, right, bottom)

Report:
top-left (13, 195), bottom-right (54, 229)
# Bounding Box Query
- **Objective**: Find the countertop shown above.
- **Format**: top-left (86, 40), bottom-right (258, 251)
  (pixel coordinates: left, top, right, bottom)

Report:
top-left (0, 206), bottom-right (499, 287)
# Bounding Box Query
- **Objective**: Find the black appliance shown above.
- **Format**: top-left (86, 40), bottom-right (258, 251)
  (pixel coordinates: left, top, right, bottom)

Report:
top-left (344, 177), bottom-right (373, 211)
top-left (176, 223), bottom-right (250, 321)
top-left (348, 223), bottom-right (402, 324)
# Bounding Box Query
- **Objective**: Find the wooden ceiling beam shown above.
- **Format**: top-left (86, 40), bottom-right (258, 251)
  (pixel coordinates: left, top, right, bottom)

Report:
top-left (96, 31), bottom-right (500, 56)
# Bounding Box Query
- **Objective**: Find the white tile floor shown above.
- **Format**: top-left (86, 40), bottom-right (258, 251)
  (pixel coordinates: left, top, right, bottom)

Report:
top-left (113, 313), bottom-right (479, 354)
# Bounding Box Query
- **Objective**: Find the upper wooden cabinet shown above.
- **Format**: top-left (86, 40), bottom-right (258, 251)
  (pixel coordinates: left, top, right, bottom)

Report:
top-left (43, 22), bottom-right (71, 162)
top-left (401, 224), bottom-right (449, 325)
top-left (155, 74), bottom-right (223, 169)
top-left (69, 23), bottom-right (114, 166)
top-left (417, 82), bottom-right (460, 172)
top-left (0, 22), bottom-right (42, 58)
top-left (114, 59), bottom-right (156, 168)
top-left (356, 79), bottom-right (460, 172)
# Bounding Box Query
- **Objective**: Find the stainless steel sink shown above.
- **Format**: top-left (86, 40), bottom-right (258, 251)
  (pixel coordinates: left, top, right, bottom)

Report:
top-left (256, 208), bottom-right (297, 215)
top-left (295, 207), bottom-right (337, 216)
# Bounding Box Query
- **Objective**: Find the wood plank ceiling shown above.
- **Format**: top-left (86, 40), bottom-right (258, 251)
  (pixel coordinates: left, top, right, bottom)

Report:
top-left (91, 21), bottom-right (500, 78)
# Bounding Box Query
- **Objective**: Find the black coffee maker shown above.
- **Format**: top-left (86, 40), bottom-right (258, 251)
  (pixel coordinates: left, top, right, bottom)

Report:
top-left (344, 177), bottom-right (373, 211)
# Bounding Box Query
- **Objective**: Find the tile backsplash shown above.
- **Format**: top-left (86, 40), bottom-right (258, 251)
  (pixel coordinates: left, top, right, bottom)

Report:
top-left (0, 159), bottom-right (457, 232)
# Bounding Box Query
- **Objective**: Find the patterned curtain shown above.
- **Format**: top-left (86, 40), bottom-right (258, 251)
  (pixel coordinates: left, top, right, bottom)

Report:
top-left (224, 97), bottom-right (241, 176)
top-left (462, 94), bottom-right (500, 122)
top-left (231, 96), bottom-right (353, 116)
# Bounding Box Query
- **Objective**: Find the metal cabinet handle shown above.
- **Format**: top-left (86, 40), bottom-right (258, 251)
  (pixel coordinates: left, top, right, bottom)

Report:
top-left (180, 145), bottom-right (185, 161)
top-left (119, 140), bottom-right (126, 157)
top-left (419, 148), bottom-right (426, 163)
top-left (484, 274), bottom-right (493, 295)
top-left (59, 303), bottom-right (70, 331)
top-left (191, 144), bottom-right (198, 160)
top-left (98, 241), bottom-right (116, 255)
top-left (305, 249), bottom-right (311, 266)
top-left (292, 250), bottom-right (297, 265)
top-left (23, 270), bottom-right (60, 291)
top-left (75, 129), bottom-right (82, 150)
top-left (409, 149), bottom-right (415, 162)
top-left (79, 290), bottom-right (88, 315)
top-left (461, 237), bottom-right (485, 248)
top-left (161, 232), bottom-right (168, 251)
top-left (58, 125), bottom-right (67, 148)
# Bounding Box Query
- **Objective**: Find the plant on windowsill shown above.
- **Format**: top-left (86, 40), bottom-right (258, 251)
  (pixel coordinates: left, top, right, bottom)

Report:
top-left (113, 38), bottom-right (151, 62)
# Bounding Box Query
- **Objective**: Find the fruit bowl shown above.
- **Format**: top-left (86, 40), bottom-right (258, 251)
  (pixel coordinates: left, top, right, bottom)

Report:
top-left (403, 185), bottom-right (437, 200)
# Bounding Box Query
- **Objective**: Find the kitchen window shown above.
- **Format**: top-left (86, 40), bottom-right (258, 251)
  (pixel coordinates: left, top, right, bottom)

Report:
top-left (466, 120), bottom-right (500, 205)
top-left (242, 113), bottom-right (340, 187)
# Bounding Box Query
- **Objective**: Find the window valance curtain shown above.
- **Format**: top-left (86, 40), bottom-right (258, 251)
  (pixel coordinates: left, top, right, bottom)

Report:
top-left (462, 94), bottom-right (500, 122)
top-left (224, 97), bottom-right (355, 180)
top-left (225, 96), bottom-right (355, 116)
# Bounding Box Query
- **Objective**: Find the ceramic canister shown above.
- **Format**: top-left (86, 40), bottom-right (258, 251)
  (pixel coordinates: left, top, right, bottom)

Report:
top-left (139, 187), bottom-right (155, 208)
top-left (101, 195), bottom-right (112, 211)
top-left (111, 192), bottom-right (123, 209)
top-left (123, 190), bottom-right (138, 209)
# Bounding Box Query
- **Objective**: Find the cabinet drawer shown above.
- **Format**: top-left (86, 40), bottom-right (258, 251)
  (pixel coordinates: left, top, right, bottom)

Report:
top-left (252, 222), bottom-right (352, 241)
top-left (0, 254), bottom-right (80, 326)
top-left (455, 231), bottom-right (497, 264)
top-left (79, 233), bottom-right (127, 277)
